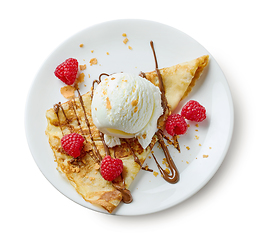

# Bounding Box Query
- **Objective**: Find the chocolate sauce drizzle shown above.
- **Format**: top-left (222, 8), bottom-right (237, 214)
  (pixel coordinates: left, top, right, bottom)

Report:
top-left (149, 40), bottom-right (180, 184)
top-left (54, 102), bottom-right (74, 134)
top-left (154, 131), bottom-right (179, 183)
top-left (112, 174), bottom-right (133, 204)
top-left (158, 129), bottom-right (180, 153)
top-left (150, 41), bottom-right (168, 113)
top-left (76, 89), bottom-right (103, 163)
top-left (123, 139), bottom-right (142, 167)
top-left (90, 73), bottom-right (109, 100)
top-left (99, 73), bottom-right (109, 82)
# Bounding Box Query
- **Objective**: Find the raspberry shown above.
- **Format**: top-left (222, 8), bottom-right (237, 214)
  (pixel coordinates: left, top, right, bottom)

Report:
top-left (61, 133), bottom-right (85, 158)
top-left (100, 156), bottom-right (123, 181)
top-left (165, 113), bottom-right (188, 136)
top-left (181, 100), bottom-right (206, 122)
top-left (54, 58), bottom-right (78, 85)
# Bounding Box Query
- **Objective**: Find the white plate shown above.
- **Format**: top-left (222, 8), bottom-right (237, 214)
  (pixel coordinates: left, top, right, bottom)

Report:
top-left (25, 19), bottom-right (233, 216)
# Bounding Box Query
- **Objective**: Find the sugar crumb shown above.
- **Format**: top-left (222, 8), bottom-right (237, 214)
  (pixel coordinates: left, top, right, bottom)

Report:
top-left (79, 64), bottom-right (86, 70)
top-left (90, 58), bottom-right (97, 66)
top-left (60, 85), bottom-right (75, 99)
top-left (74, 73), bottom-right (85, 89)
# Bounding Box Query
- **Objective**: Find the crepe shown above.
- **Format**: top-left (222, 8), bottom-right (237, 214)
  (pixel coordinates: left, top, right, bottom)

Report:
top-left (45, 55), bottom-right (209, 213)
top-left (145, 55), bottom-right (209, 112)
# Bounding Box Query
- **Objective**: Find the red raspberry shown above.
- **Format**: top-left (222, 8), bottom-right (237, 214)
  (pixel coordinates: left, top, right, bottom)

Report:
top-left (181, 100), bottom-right (206, 122)
top-left (165, 113), bottom-right (188, 136)
top-left (54, 58), bottom-right (78, 85)
top-left (61, 133), bottom-right (84, 158)
top-left (100, 156), bottom-right (123, 181)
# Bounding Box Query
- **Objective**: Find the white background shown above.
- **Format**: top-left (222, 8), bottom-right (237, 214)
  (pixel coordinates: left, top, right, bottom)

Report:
top-left (1, 0), bottom-right (260, 239)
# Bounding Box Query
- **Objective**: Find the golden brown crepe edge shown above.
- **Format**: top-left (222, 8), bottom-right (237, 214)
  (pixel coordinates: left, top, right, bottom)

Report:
top-left (181, 55), bottom-right (209, 100)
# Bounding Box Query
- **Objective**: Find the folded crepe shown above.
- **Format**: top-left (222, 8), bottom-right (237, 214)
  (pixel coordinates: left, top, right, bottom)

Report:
top-left (45, 55), bottom-right (209, 213)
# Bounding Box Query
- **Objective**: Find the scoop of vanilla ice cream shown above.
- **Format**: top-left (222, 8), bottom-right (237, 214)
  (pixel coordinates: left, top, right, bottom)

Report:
top-left (91, 73), bottom-right (163, 149)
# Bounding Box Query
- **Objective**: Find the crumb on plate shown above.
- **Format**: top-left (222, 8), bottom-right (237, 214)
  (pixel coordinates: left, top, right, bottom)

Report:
top-left (90, 58), bottom-right (97, 66)
top-left (60, 85), bottom-right (75, 99)
top-left (79, 64), bottom-right (86, 70)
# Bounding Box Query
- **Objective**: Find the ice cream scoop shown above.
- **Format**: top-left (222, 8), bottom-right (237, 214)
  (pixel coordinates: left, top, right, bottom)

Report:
top-left (91, 72), bottom-right (163, 149)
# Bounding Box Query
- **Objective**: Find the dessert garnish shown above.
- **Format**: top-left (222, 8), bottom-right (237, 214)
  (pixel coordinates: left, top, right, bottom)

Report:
top-left (61, 132), bottom-right (85, 158)
top-left (165, 113), bottom-right (188, 136)
top-left (46, 40), bottom-right (209, 213)
top-left (54, 58), bottom-right (79, 85)
top-left (181, 100), bottom-right (206, 122)
top-left (100, 156), bottom-right (123, 181)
